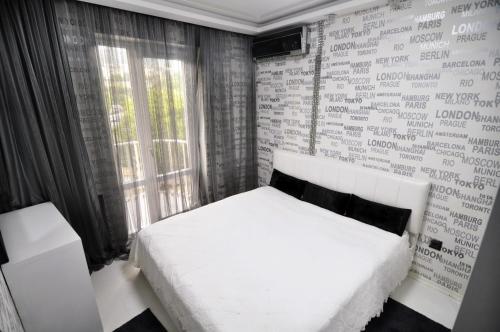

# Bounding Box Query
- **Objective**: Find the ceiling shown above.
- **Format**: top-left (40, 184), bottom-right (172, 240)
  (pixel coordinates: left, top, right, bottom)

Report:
top-left (161, 0), bottom-right (334, 24)
top-left (81, 0), bottom-right (385, 35)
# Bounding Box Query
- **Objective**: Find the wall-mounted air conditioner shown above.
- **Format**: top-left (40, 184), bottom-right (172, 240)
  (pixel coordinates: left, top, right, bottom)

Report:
top-left (252, 26), bottom-right (308, 59)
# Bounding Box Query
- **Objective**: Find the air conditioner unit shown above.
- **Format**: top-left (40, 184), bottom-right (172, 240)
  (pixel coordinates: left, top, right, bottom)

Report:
top-left (252, 26), bottom-right (308, 59)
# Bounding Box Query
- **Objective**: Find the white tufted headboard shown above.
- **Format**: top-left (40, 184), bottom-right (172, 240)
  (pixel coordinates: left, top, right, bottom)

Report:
top-left (272, 150), bottom-right (431, 241)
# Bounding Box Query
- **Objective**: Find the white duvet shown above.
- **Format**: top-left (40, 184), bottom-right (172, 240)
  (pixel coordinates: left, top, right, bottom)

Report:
top-left (130, 186), bottom-right (412, 332)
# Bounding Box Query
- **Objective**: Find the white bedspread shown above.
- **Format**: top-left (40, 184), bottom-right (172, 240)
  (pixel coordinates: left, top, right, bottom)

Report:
top-left (130, 186), bottom-right (412, 332)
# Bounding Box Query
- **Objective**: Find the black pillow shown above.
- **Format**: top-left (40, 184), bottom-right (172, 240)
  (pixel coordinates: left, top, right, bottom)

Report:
top-left (269, 169), bottom-right (306, 199)
top-left (345, 195), bottom-right (411, 236)
top-left (301, 183), bottom-right (350, 215)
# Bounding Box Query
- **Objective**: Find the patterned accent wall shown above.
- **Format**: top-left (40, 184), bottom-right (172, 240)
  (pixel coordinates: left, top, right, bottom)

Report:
top-left (257, 23), bottom-right (320, 177)
top-left (256, 0), bottom-right (500, 299)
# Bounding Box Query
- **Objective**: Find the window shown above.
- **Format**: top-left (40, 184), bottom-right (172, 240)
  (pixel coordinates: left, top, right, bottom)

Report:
top-left (97, 44), bottom-right (193, 233)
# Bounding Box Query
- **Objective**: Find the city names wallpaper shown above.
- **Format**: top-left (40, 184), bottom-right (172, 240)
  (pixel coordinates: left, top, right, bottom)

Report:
top-left (256, 0), bottom-right (500, 299)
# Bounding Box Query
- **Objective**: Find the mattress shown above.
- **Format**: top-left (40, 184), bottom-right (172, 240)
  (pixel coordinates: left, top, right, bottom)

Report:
top-left (130, 186), bottom-right (413, 332)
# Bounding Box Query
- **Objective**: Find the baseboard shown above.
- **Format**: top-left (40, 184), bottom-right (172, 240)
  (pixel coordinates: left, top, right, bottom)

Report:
top-left (390, 276), bottom-right (461, 329)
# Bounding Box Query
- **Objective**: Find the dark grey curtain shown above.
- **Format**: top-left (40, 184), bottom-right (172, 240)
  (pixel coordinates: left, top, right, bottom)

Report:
top-left (0, 0), bottom-right (128, 270)
top-left (0, 0), bottom-right (256, 272)
top-left (199, 29), bottom-right (257, 203)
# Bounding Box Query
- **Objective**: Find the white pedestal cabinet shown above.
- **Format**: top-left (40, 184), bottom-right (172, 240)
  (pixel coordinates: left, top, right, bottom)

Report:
top-left (0, 203), bottom-right (103, 332)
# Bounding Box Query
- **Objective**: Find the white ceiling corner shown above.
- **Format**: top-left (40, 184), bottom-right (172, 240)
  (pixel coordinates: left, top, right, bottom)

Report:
top-left (79, 0), bottom-right (386, 35)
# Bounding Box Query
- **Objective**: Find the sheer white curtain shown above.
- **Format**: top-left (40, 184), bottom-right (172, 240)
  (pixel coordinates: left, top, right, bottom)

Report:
top-left (56, 1), bottom-right (201, 234)
top-left (56, 0), bottom-right (257, 236)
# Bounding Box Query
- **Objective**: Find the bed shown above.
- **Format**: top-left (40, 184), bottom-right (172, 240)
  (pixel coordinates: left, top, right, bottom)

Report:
top-left (130, 150), bottom-right (430, 332)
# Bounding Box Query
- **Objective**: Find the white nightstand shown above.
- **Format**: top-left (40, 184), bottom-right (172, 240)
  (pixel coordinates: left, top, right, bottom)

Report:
top-left (0, 203), bottom-right (103, 332)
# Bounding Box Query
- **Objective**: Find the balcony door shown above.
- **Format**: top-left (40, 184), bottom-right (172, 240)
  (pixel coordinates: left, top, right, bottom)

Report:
top-left (97, 44), bottom-right (194, 233)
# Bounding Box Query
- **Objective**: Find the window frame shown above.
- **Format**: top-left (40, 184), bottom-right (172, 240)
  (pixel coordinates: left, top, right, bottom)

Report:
top-left (95, 34), bottom-right (194, 228)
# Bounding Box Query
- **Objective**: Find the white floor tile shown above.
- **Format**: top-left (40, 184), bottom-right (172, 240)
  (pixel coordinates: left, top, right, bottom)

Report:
top-left (91, 260), bottom-right (174, 332)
